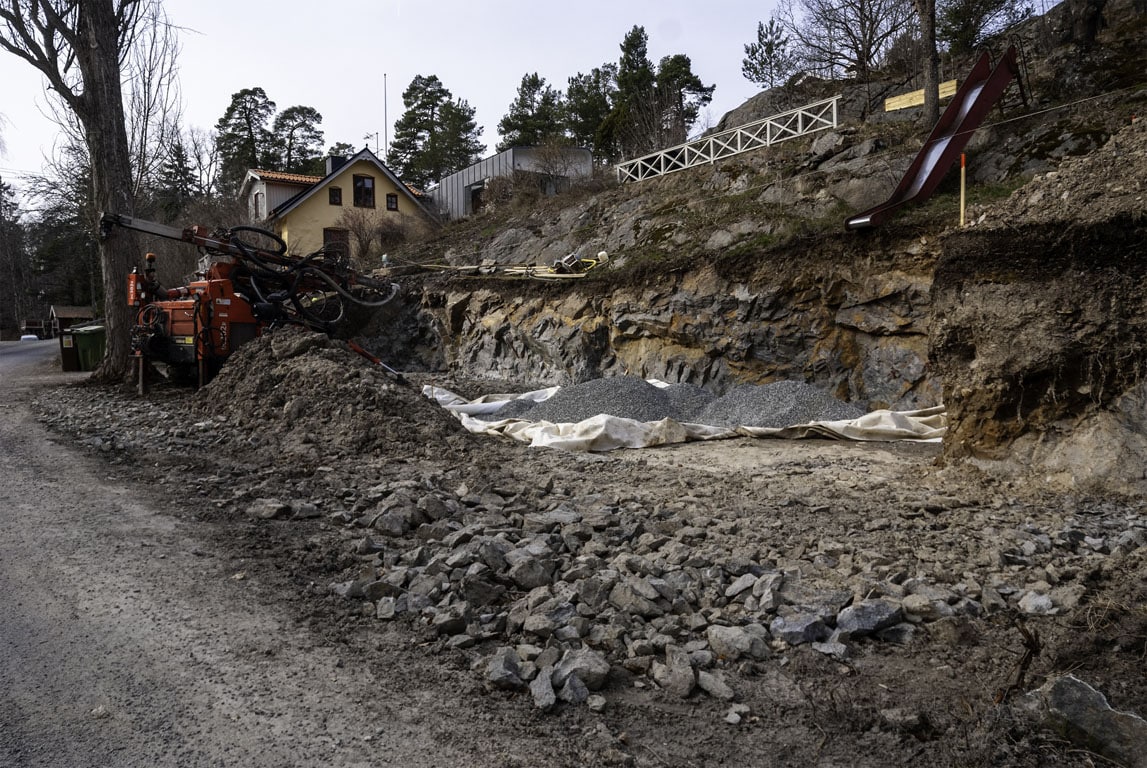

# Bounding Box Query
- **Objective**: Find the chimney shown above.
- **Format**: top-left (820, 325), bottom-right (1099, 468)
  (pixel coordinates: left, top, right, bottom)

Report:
top-left (325, 155), bottom-right (348, 176)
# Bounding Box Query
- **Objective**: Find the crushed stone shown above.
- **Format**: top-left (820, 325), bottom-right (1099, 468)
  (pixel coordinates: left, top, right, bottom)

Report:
top-left (477, 376), bottom-right (863, 427)
top-left (492, 376), bottom-right (675, 423)
top-left (695, 381), bottom-right (865, 428)
top-left (663, 382), bottom-right (717, 421)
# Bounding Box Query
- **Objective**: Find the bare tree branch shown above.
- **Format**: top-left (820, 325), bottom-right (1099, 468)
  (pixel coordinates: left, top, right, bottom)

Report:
top-left (0, 0), bottom-right (149, 379)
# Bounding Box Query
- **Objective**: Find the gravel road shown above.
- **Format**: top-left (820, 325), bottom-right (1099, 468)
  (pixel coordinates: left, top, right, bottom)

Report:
top-left (2, 342), bottom-right (384, 766)
top-left (0, 342), bottom-right (566, 767)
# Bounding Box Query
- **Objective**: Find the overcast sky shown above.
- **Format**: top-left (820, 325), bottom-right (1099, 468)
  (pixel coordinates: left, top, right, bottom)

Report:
top-left (0, 0), bottom-right (775, 201)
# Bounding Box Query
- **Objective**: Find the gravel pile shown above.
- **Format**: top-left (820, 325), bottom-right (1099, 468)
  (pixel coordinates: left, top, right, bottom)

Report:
top-left (490, 376), bottom-right (676, 423)
top-left (696, 381), bottom-right (864, 428)
top-left (663, 383), bottom-right (717, 421)
top-left (479, 377), bottom-right (861, 427)
top-left (482, 397), bottom-right (539, 421)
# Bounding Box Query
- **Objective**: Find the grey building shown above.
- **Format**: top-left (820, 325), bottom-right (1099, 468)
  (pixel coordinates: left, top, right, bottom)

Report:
top-left (430, 146), bottom-right (593, 220)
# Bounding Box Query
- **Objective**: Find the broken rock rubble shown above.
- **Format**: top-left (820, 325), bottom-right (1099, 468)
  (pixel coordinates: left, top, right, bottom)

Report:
top-left (319, 473), bottom-right (1147, 711)
top-left (28, 364), bottom-right (1147, 717)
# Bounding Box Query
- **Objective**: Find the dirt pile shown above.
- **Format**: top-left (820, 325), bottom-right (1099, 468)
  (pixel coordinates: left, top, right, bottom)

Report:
top-left (973, 116), bottom-right (1147, 227)
top-left (188, 328), bottom-right (471, 465)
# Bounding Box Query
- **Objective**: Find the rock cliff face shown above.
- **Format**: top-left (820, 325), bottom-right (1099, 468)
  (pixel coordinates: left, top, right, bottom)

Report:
top-left (417, 240), bottom-right (941, 410)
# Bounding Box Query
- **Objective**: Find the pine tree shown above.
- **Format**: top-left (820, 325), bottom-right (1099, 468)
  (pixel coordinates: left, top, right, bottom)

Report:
top-left (272, 105), bottom-right (325, 175)
top-left (327, 141), bottom-right (357, 159)
top-left (154, 138), bottom-right (199, 221)
top-left (605, 26), bottom-right (660, 157)
top-left (0, 179), bottom-right (33, 333)
top-left (565, 64), bottom-right (618, 160)
top-left (656, 54), bottom-right (716, 144)
top-left (742, 18), bottom-right (800, 89)
top-left (440, 99), bottom-right (486, 176)
top-left (387, 75), bottom-right (484, 189)
top-left (497, 73), bottom-right (566, 151)
top-left (215, 87), bottom-right (277, 196)
top-left (616, 26), bottom-right (656, 108)
top-left (606, 26), bottom-right (715, 156)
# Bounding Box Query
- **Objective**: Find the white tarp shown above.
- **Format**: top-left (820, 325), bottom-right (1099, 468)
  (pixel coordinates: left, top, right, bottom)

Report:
top-left (424, 383), bottom-right (947, 453)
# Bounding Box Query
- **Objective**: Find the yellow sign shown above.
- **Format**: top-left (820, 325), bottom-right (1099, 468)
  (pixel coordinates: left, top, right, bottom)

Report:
top-left (885, 80), bottom-right (958, 111)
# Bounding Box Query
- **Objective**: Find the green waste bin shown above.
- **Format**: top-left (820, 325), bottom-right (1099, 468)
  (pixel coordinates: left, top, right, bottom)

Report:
top-left (72, 324), bottom-right (106, 372)
top-left (59, 332), bottom-right (80, 372)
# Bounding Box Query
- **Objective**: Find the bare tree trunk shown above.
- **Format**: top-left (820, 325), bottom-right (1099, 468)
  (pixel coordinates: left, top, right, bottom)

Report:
top-left (75, 1), bottom-right (139, 382)
top-left (915, 0), bottom-right (941, 127)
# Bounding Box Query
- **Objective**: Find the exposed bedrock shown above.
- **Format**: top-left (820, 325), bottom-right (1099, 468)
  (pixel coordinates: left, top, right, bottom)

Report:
top-left (931, 215), bottom-right (1147, 492)
top-left (392, 213), bottom-right (1147, 494)
top-left (419, 256), bottom-right (940, 411)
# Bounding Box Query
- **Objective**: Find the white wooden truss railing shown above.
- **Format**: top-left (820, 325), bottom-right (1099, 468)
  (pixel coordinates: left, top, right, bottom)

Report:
top-left (615, 95), bottom-right (841, 183)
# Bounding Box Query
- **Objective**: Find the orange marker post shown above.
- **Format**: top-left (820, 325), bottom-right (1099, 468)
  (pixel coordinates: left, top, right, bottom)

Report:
top-left (960, 153), bottom-right (967, 227)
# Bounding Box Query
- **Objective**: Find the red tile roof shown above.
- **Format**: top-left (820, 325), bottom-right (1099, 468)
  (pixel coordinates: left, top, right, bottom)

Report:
top-left (251, 169), bottom-right (322, 185)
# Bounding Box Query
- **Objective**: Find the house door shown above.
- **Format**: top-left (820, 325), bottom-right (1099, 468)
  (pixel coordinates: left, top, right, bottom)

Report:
top-left (468, 182), bottom-right (485, 215)
top-left (323, 228), bottom-right (351, 261)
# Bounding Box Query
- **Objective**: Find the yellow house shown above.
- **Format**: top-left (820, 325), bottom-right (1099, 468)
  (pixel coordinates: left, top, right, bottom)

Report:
top-left (240, 148), bottom-right (437, 260)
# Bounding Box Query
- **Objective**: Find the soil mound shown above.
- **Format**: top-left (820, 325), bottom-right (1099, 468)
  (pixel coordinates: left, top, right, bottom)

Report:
top-left (976, 116), bottom-right (1147, 227)
top-left (191, 328), bottom-right (468, 462)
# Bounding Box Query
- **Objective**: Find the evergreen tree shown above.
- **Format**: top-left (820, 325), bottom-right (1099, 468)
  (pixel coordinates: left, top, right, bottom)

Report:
top-left (23, 145), bottom-right (97, 311)
top-left (496, 73), bottom-right (566, 151)
top-left (272, 105), bottom-right (325, 175)
top-left (440, 99), bottom-right (486, 176)
top-left (565, 64), bottom-right (618, 160)
top-left (656, 54), bottom-right (716, 145)
top-left (742, 18), bottom-right (800, 89)
top-left (215, 87), bottom-right (277, 196)
top-left (603, 26), bottom-right (659, 157)
top-left (0, 178), bottom-right (33, 333)
top-left (387, 75), bottom-right (484, 189)
top-left (616, 26), bottom-right (656, 108)
top-left (153, 138), bottom-right (199, 221)
top-left (327, 141), bottom-right (357, 158)
top-left (605, 26), bottom-right (715, 157)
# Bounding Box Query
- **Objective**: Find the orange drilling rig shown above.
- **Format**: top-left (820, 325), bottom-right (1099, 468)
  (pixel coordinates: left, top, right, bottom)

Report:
top-left (101, 213), bottom-right (400, 390)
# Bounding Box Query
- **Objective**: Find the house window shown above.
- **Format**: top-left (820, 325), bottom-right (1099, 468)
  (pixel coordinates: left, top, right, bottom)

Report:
top-left (323, 228), bottom-right (350, 259)
top-left (386, 193), bottom-right (398, 211)
top-left (353, 175), bottom-right (375, 208)
top-left (329, 187), bottom-right (342, 206)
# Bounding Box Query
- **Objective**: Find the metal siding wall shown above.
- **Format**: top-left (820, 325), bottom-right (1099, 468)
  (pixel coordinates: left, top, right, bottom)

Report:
top-left (268, 184), bottom-right (305, 210)
top-left (430, 147), bottom-right (592, 220)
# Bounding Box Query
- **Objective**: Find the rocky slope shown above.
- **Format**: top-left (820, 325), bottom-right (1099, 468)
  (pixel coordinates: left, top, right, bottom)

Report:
top-left (366, 0), bottom-right (1147, 496)
top-left (23, 1), bottom-right (1147, 765)
top-left (931, 118), bottom-right (1147, 492)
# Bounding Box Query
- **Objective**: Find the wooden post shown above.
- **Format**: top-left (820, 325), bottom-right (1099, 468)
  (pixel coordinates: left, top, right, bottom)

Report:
top-left (960, 153), bottom-right (967, 227)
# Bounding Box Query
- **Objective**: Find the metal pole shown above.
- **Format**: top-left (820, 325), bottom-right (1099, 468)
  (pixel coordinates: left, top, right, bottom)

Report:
top-left (384, 73), bottom-right (388, 155)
